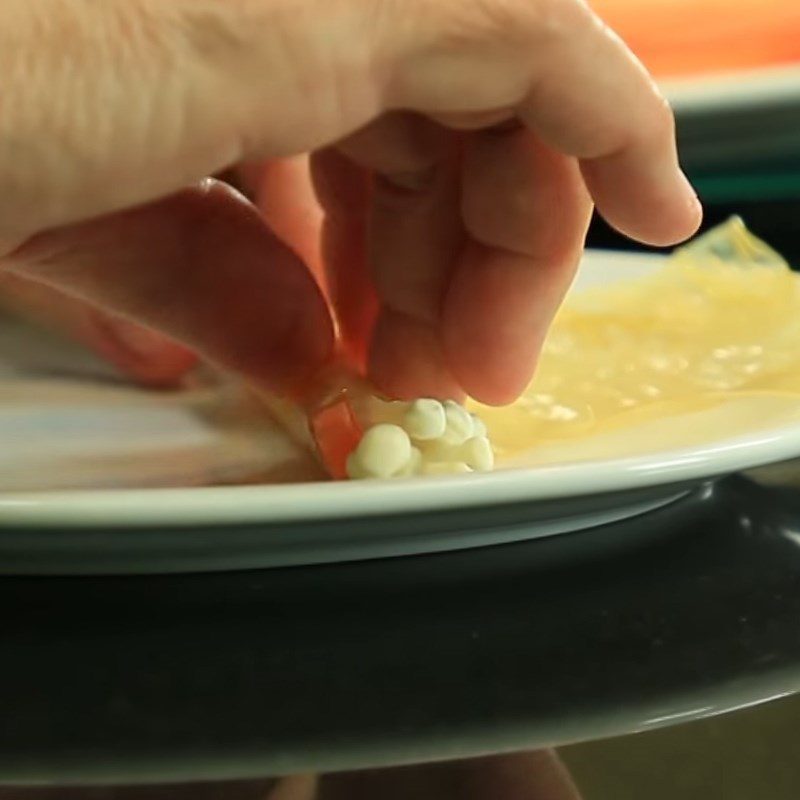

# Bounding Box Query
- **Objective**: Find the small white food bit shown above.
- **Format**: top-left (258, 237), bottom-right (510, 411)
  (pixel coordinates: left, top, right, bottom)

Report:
top-left (414, 438), bottom-right (452, 464)
top-left (351, 423), bottom-right (412, 478)
top-left (441, 400), bottom-right (474, 445)
top-left (396, 446), bottom-right (423, 477)
top-left (470, 414), bottom-right (488, 439)
top-left (421, 461), bottom-right (472, 476)
top-left (346, 399), bottom-right (494, 480)
top-left (460, 436), bottom-right (494, 472)
top-left (403, 399), bottom-right (446, 441)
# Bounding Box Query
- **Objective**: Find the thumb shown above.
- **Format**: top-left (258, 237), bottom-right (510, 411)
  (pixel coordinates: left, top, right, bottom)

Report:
top-left (3, 181), bottom-right (334, 394)
top-left (0, 272), bottom-right (197, 387)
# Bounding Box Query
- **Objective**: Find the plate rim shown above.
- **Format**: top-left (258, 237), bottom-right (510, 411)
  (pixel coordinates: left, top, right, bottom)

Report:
top-left (4, 247), bottom-right (800, 529)
top-left (1, 427), bottom-right (797, 527)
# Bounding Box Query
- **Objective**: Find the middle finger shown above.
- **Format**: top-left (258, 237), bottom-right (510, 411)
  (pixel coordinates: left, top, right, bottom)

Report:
top-left (443, 127), bottom-right (593, 405)
top-left (336, 113), bottom-right (465, 399)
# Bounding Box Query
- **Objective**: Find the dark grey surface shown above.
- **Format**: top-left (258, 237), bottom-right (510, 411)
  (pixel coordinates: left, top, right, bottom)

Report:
top-left (2, 476), bottom-right (800, 785)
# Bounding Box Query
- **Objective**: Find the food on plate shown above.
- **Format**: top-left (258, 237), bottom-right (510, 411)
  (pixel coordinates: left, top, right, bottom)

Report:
top-left (471, 218), bottom-right (800, 461)
top-left (345, 400), bottom-right (494, 479)
top-left (260, 218), bottom-right (800, 480)
top-left (260, 374), bottom-right (495, 480)
top-left (261, 217), bottom-right (800, 480)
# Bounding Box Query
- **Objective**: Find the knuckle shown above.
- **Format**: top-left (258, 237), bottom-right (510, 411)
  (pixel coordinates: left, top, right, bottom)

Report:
top-left (437, 0), bottom-right (549, 48)
top-left (410, 0), bottom-right (596, 73)
top-left (470, 0), bottom-right (541, 41)
top-left (394, 0), bottom-right (591, 108)
top-left (405, 0), bottom-right (540, 51)
top-left (169, 0), bottom-right (255, 60)
top-left (339, 113), bottom-right (447, 175)
top-left (530, 0), bottom-right (592, 43)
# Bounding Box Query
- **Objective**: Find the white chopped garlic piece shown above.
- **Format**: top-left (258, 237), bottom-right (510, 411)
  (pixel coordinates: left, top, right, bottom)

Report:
top-left (441, 400), bottom-right (474, 445)
top-left (346, 399), bottom-right (494, 480)
top-left (403, 399), bottom-right (447, 441)
top-left (459, 436), bottom-right (494, 472)
top-left (347, 423), bottom-right (411, 479)
top-left (470, 414), bottom-right (488, 439)
top-left (396, 446), bottom-right (423, 478)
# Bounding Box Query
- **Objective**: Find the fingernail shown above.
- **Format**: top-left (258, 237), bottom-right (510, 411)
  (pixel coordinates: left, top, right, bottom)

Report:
top-left (678, 169), bottom-right (700, 202)
top-left (679, 171), bottom-right (704, 225)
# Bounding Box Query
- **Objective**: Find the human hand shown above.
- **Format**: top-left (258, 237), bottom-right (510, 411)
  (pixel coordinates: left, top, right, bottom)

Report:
top-left (1, 0), bottom-right (701, 404)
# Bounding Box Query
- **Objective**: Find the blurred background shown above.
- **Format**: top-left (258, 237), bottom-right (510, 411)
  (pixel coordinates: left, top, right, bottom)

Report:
top-left (586, 0), bottom-right (800, 262)
top-left (558, 2), bottom-right (800, 798)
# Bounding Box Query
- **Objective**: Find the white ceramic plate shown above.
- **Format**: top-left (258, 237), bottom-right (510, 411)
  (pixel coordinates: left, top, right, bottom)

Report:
top-left (2, 250), bottom-right (800, 535)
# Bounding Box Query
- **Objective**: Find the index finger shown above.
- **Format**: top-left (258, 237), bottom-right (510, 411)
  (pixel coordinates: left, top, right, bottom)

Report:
top-left (389, 0), bottom-right (701, 246)
top-left (517, 2), bottom-right (701, 245)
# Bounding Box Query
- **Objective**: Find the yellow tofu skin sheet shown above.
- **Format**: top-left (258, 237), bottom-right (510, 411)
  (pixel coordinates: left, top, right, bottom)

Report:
top-left (469, 219), bottom-right (800, 464)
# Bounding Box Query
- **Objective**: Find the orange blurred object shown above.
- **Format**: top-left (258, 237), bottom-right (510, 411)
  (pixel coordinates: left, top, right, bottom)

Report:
top-left (592, 0), bottom-right (800, 77)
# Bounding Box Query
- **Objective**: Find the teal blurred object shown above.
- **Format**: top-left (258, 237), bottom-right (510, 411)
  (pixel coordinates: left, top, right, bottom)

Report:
top-left (676, 96), bottom-right (800, 202)
top-left (691, 163), bottom-right (800, 203)
top-left (587, 195), bottom-right (800, 265)
top-left (677, 96), bottom-right (800, 162)
top-left (586, 92), bottom-right (800, 262)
